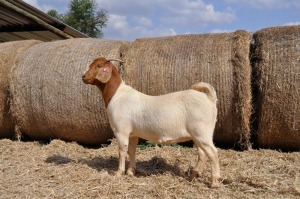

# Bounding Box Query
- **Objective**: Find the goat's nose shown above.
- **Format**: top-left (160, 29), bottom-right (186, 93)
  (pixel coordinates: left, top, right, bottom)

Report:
top-left (82, 74), bottom-right (86, 78)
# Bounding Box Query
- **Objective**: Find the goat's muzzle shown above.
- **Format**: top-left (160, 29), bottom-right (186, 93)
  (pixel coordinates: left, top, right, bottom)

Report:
top-left (82, 74), bottom-right (90, 84)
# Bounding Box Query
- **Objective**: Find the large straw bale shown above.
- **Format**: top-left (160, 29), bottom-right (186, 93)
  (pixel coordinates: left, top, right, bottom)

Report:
top-left (123, 31), bottom-right (252, 149)
top-left (252, 26), bottom-right (300, 150)
top-left (10, 38), bottom-right (128, 145)
top-left (0, 40), bottom-right (42, 138)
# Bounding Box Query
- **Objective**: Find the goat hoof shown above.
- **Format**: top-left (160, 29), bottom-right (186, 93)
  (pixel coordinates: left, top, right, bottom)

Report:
top-left (127, 168), bottom-right (135, 176)
top-left (190, 170), bottom-right (199, 179)
top-left (210, 180), bottom-right (220, 188)
top-left (187, 169), bottom-right (198, 181)
top-left (115, 170), bottom-right (124, 177)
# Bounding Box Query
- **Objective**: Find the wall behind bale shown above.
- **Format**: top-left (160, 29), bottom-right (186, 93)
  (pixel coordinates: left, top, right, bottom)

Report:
top-left (0, 40), bottom-right (42, 138)
top-left (10, 38), bottom-right (128, 145)
top-left (252, 26), bottom-right (300, 150)
top-left (123, 31), bottom-right (252, 149)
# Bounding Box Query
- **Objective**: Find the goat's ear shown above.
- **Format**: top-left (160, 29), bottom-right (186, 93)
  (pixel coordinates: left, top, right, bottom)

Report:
top-left (96, 65), bottom-right (112, 83)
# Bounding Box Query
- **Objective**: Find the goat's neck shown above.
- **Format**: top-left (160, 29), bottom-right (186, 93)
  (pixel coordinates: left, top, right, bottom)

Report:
top-left (96, 66), bottom-right (122, 107)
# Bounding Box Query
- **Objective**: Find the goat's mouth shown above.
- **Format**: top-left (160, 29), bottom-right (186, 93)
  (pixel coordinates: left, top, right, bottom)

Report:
top-left (82, 76), bottom-right (93, 84)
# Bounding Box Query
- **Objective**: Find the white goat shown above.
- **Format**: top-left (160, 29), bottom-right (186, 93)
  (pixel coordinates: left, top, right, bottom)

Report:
top-left (82, 57), bottom-right (220, 188)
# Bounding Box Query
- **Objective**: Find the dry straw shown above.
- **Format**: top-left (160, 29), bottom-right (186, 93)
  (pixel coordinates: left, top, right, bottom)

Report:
top-left (123, 31), bottom-right (252, 149)
top-left (252, 25), bottom-right (300, 150)
top-left (0, 40), bottom-right (42, 138)
top-left (1, 138), bottom-right (299, 198)
top-left (10, 38), bottom-right (128, 145)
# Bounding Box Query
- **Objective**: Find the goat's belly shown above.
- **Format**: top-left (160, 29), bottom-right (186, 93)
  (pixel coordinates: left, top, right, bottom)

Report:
top-left (131, 128), bottom-right (192, 144)
top-left (155, 136), bottom-right (192, 144)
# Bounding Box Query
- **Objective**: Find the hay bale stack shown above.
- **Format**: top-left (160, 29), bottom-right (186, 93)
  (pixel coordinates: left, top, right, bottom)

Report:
top-left (10, 38), bottom-right (127, 145)
top-left (0, 40), bottom-right (42, 138)
top-left (123, 31), bottom-right (252, 149)
top-left (252, 26), bottom-right (300, 150)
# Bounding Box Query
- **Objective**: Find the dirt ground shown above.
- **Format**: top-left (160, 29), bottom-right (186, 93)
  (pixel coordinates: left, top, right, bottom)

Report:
top-left (0, 138), bottom-right (299, 199)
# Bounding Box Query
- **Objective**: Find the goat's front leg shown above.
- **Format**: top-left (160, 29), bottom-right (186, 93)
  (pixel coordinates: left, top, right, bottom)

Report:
top-left (115, 133), bottom-right (129, 177)
top-left (127, 136), bottom-right (139, 176)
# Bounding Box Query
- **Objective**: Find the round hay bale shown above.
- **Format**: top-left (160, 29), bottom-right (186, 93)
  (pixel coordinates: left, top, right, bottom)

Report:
top-left (123, 31), bottom-right (252, 149)
top-left (10, 38), bottom-right (128, 145)
top-left (252, 25), bottom-right (300, 150)
top-left (0, 40), bottom-right (42, 138)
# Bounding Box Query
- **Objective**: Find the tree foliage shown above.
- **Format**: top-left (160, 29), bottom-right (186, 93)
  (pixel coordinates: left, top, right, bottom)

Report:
top-left (47, 9), bottom-right (65, 22)
top-left (47, 0), bottom-right (108, 38)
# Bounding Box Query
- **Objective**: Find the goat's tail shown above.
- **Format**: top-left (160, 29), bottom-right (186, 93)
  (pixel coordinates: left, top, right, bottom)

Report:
top-left (191, 82), bottom-right (217, 103)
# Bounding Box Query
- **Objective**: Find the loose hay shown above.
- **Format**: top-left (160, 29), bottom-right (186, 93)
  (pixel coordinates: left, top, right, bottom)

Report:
top-left (0, 40), bottom-right (42, 138)
top-left (123, 31), bottom-right (252, 149)
top-left (252, 26), bottom-right (300, 150)
top-left (0, 139), bottom-right (299, 198)
top-left (10, 38), bottom-right (128, 145)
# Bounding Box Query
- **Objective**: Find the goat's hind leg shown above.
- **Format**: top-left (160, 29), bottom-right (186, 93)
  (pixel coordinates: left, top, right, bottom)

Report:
top-left (202, 142), bottom-right (220, 188)
top-left (193, 137), bottom-right (220, 188)
top-left (190, 147), bottom-right (207, 179)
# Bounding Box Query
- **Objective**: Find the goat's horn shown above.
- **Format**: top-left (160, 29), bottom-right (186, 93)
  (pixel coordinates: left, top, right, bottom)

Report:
top-left (107, 58), bottom-right (125, 63)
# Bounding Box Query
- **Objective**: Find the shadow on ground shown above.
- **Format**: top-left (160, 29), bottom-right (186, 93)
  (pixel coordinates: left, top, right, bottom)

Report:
top-left (45, 155), bottom-right (186, 178)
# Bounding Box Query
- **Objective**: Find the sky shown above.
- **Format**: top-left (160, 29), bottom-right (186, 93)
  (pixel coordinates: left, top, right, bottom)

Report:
top-left (23, 0), bottom-right (300, 41)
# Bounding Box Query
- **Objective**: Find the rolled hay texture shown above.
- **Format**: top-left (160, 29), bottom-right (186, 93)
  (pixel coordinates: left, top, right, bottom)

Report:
top-left (10, 38), bottom-right (128, 145)
top-left (252, 26), bottom-right (300, 150)
top-left (123, 31), bottom-right (252, 149)
top-left (0, 40), bottom-right (42, 138)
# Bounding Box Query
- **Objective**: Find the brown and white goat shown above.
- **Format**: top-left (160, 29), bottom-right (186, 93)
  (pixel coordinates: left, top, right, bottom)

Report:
top-left (82, 57), bottom-right (220, 188)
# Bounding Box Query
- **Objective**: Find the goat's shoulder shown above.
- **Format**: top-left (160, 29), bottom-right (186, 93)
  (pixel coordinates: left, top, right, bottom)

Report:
top-left (108, 83), bottom-right (144, 109)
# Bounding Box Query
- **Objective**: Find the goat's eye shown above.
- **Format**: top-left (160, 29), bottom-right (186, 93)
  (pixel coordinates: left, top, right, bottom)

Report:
top-left (96, 65), bottom-right (100, 68)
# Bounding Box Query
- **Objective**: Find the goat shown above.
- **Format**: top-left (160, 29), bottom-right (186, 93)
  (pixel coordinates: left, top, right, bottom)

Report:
top-left (82, 57), bottom-right (220, 188)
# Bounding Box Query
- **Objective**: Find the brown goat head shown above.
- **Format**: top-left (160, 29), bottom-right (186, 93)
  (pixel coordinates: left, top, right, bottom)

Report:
top-left (82, 57), bottom-right (113, 85)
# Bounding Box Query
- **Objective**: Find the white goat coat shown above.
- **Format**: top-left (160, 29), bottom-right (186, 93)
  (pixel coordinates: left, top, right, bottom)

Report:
top-left (106, 82), bottom-right (217, 145)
